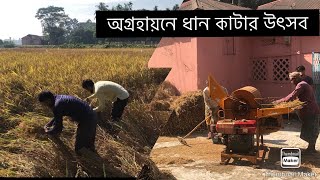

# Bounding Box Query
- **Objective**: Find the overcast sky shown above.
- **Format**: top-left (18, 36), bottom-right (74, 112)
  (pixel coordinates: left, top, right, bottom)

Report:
top-left (0, 0), bottom-right (182, 40)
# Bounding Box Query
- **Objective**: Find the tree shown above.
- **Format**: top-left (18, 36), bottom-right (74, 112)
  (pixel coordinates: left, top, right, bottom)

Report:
top-left (3, 41), bottom-right (15, 48)
top-left (124, 2), bottom-right (133, 10)
top-left (96, 1), bottom-right (133, 11)
top-left (0, 39), bottom-right (3, 45)
top-left (113, 4), bottom-right (123, 10)
top-left (96, 2), bottom-right (109, 11)
top-left (67, 20), bottom-right (96, 44)
top-left (65, 18), bottom-right (79, 37)
top-left (35, 6), bottom-right (77, 45)
top-left (172, 4), bottom-right (180, 10)
top-left (111, 2), bottom-right (133, 11)
top-left (153, 6), bottom-right (158, 11)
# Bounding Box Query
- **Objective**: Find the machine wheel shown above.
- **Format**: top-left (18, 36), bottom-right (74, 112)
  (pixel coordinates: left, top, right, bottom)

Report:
top-left (212, 133), bottom-right (219, 144)
top-left (212, 133), bottom-right (225, 144)
top-left (211, 133), bottom-right (226, 144)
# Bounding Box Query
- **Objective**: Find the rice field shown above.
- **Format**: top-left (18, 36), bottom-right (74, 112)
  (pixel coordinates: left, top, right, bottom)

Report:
top-left (0, 48), bottom-right (166, 115)
top-left (0, 48), bottom-right (169, 177)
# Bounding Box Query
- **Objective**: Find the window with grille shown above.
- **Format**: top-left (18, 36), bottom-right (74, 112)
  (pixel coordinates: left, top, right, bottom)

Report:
top-left (252, 59), bottom-right (267, 81)
top-left (273, 58), bottom-right (290, 82)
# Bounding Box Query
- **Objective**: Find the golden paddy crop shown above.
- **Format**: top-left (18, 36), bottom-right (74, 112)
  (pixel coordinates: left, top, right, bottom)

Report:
top-left (0, 48), bottom-right (169, 177)
top-left (0, 48), bottom-right (166, 115)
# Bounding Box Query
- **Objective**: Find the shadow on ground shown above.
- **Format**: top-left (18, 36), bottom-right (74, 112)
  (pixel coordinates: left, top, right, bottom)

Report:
top-left (225, 147), bottom-right (318, 173)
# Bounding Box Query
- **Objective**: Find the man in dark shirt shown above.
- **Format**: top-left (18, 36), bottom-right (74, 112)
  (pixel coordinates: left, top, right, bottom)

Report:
top-left (274, 72), bottom-right (319, 153)
top-left (38, 91), bottom-right (98, 155)
top-left (296, 65), bottom-right (314, 86)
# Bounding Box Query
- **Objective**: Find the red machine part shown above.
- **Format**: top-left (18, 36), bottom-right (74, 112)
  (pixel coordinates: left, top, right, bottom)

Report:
top-left (216, 119), bottom-right (256, 135)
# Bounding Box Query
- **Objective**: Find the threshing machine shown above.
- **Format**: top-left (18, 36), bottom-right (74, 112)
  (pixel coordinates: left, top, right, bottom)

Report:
top-left (208, 75), bottom-right (298, 166)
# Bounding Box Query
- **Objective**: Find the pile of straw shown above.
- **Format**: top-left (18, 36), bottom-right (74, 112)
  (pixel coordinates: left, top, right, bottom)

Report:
top-left (273, 99), bottom-right (306, 110)
top-left (149, 100), bottom-right (172, 111)
top-left (149, 81), bottom-right (179, 111)
top-left (160, 91), bottom-right (207, 136)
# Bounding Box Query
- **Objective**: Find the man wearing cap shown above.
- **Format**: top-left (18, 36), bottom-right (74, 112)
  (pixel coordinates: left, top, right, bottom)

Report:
top-left (296, 65), bottom-right (314, 86)
top-left (203, 81), bottom-right (228, 140)
top-left (274, 72), bottom-right (319, 153)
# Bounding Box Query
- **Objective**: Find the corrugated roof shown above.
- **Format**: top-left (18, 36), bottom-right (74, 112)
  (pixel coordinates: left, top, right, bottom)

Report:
top-left (180, 0), bottom-right (251, 10)
top-left (258, 0), bottom-right (320, 9)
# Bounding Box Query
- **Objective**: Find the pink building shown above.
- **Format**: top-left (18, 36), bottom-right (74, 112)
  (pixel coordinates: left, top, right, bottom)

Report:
top-left (148, 0), bottom-right (320, 102)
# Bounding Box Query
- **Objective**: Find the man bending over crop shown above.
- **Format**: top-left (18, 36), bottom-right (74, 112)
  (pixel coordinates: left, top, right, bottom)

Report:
top-left (38, 91), bottom-right (98, 155)
top-left (82, 80), bottom-right (130, 122)
top-left (274, 72), bottom-right (319, 153)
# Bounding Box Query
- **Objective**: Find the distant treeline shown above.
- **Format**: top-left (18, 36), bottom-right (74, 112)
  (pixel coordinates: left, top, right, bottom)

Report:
top-left (32, 2), bottom-right (179, 46)
top-left (0, 40), bottom-right (16, 48)
top-left (0, 0), bottom-right (274, 48)
top-left (19, 43), bottom-right (158, 49)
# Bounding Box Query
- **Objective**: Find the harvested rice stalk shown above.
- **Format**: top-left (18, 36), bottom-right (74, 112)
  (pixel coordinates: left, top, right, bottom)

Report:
top-left (161, 91), bottom-right (207, 136)
top-left (273, 99), bottom-right (306, 110)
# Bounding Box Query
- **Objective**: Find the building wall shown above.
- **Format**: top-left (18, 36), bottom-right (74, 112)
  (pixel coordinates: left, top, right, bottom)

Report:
top-left (249, 36), bottom-right (320, 98)
top-left (148, 36), bottom-right (320, 97)
top-left (249, 37), bottom-right (294, 97)
top-left (21, 37), bottom-right (30, 45)
top-left (148, 37), bottom-right (198, 93)
top-left (21, 36), bottom-right (42, 45)
top-left (295, 36), bottom-right (320, 87)
top-left (196, 37), bottom-right (252, 94)
top-left (297, 36), bottom-right (320, 72)
top-left (33, 38), bottom-right (42, 45)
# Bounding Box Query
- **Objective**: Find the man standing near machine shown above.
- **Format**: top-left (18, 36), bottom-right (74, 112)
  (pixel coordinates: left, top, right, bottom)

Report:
top-left (274, 72), bottom-right (319, 153)
top-left (203, 80), bottom-right (228, 141)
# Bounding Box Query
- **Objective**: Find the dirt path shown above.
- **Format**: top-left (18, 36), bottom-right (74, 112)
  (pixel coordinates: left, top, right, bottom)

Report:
top-left (151, 119), bottom-right (320, 180)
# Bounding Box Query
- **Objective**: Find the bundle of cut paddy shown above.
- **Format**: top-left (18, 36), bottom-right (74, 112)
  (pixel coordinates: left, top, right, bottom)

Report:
top-left (149, 81), bottom-right (179, 111)
top-left (149, 100), bottom-right (171, 111)
top-left (160, 91), bottom-right (207, 136)
top-left (273, 99), bottom-right (306, 110)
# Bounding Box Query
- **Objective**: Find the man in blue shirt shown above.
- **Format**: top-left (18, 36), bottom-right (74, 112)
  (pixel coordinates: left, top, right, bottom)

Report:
top-left (38, 91), bottom-right (98, 155)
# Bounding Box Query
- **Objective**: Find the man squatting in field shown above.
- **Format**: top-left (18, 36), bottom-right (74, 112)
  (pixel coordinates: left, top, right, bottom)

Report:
top-left (274, 72), bottom-right (319, 153)
top-left (82, 80), bottom-right (130, 123)
top-left (203, 80), bottom-right (228, 139)
top-left (38, 91), bottom-right (98, 155)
